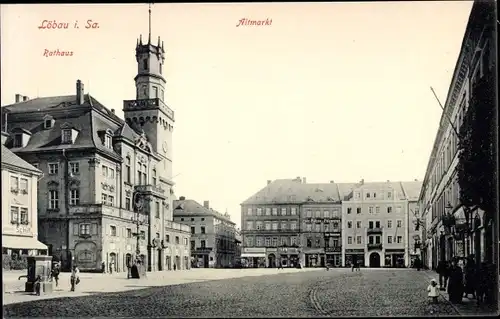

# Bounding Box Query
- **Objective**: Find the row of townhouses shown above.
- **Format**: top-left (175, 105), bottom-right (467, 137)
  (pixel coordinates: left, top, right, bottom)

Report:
top-left (240, 177), bottom-right (422, 268)
top-left (418, 0), bottom-right (496, 270)
top-left (1, 26), bottom-right (240, 272)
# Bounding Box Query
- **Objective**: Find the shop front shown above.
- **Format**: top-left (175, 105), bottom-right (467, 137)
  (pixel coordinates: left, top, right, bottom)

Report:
top-left (325, 247), bottom-right (342, 267)
top-left (277, 247), bottom-right (300, 268)
top-left (241, 247), bottom-right (266, 268)
top-left (344, 249), bottom-right (365, 267)
top-left (267, 248), bottom-right (277, 268)
top-left (384, 249), bottom-right (405, 268)
top-left (193, 247), bottom-right (212, 268)
top-left (304, 248), bottom-right (324, 267)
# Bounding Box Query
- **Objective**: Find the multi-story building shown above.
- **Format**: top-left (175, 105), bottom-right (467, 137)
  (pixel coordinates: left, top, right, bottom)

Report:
top-left (342, 180), bottom-right (410, 267)
top-left (1, 30), bottom-right (190, 272)
top-left (240, 178), bottom-right (303, 268)
top-left (174, 197), bottom-right (237, 268)
top-left (235, 228), bottom-right (242, 262)
top-left (419, 1), bottom-right (496, 270)
top-left (301, 181), bottom-right (344, 267)
top-left (1, 131), bottom-right (47, 259)
top-left (402, 181), bottom-right (424, 266)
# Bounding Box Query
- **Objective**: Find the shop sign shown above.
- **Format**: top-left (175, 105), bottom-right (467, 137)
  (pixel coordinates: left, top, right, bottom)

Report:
top-left (385, 249), bottom-right (404, 253)
top-left (16, 226), bottom-right (32, 235)
top-left (278, 247), bottom-right (299, 254)
top-left (324, 232), bottom-right (341, 237)
top-left (243, 247), bottom-right (266, 253)
top-left (266, 248), bottom-right (277, 252)
top-left (195, 247), bottom-right (212, 254)
top-left (325, 247), bottom-right (341, 253)
top-left (345, 249), bottom-right (364, 253)
top-left (304, 249), bottom-right (324, 254)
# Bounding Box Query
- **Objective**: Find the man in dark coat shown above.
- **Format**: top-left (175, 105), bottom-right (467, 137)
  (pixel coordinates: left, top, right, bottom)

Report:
top-left (447, 259), bottom-right (464, 304)
top-left (437, 260), bottom-right (448, 290)
top-left (463, 256), bottom-right (476, 299)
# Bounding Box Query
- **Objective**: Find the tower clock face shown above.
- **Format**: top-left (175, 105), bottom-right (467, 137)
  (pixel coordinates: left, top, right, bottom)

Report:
top-left (162, 141), bottom-right (168, 153)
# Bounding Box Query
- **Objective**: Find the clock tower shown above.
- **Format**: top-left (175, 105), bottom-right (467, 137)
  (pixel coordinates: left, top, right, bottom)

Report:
top-left (123, 5), bottom-right (174, 180)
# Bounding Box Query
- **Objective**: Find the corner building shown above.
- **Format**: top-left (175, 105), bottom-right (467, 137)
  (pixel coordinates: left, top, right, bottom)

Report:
top-left (174, 197), bottom-right (237, 268)
top-left (1, 32), bottom-right (190, 272)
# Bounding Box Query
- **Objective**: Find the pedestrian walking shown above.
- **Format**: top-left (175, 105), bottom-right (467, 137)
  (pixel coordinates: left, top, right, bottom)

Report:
top-left (173, 263), bottom-right (177, 271)
top-left (109, 261), bottom-right (114, 274)
top-left (427, 278), bottom-right (440, 304)
top-left (356, 261), bottom-right (361, 271)
top-left (34, 275), bottom-right (42, 296)
top-left (70, 265), bottom-right (80, 292)
top-left (351, 262), bottom-right (355, 272)
top-left (415, 256), bottom-right (421, 271)
top-left (51, 263), bottom-right (60, 287)
top-left (447, 259), bottom-right (464, 304)
top-left (436, 260), bottom-right (447, 290)
top-left (101, 261), bottom-right (106, 273)
top-left (463, 255), bottom-right (476, 299)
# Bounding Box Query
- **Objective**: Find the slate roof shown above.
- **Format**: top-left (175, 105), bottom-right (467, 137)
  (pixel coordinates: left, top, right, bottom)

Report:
top-left (2, 94), bottom-right (145, 159)
top-left (173, 199), bottom-right (235, 225)
top-left (241, 179), bottom-right (422, 205)
top-left (1, 144), bottom-right (42, 173)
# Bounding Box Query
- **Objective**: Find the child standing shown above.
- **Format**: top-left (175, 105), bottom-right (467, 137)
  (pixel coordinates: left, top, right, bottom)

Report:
top-left (427, 279), bottom-right (440, 304)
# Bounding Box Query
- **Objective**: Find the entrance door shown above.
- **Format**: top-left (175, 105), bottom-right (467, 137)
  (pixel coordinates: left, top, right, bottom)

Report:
top-left (268, 254), bottom-right (276, 268)
top-left (203, 255), bottom-right (209, 268)
top-left (369, 252), bottom-right (380, 267)
top-left (126, 254), bottom-right (132, 268)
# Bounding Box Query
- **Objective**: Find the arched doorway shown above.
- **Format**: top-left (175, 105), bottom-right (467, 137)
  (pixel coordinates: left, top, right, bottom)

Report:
top-left (268, 254), bottom-right (276, 268)
top-left (125, 253), bottom-right (132, 268)
top-left (369, 252), bottom-right (380, 268)
top-left (109, 252), bottom-right (117, 272)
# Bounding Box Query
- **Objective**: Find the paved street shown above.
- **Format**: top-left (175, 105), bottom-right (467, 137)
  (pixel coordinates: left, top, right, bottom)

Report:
top-left (3, 268), bottom-right (490, 317)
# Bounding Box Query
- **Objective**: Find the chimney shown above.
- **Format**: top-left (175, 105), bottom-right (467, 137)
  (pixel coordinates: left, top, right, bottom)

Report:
top-left (414, 179), bottom-right (418, 181)
top-left (267, 180), bottom-right (271, 185)
top-left (76, 80), bottom-right (84, 105)
top-left (15, 94), bottom-right (22, 103)
top-left (179, 196), bottom-right (185, 200)
top-left (23, 96), bottom-right (29, 102)
top-left (203, 200), bottom-right (209, 209)
top-left (387, 180), bottom-right (390, 182)
top-left (302, 177), bottom-right (307, 184)
top-left (296, 176), bottom-right (301, 182)
top-left (330, 180), bottom-right (334, 183)
top-left (111, 109), bottom-right (115, 114)
top-left (360, 179), bottom-right (364, 185)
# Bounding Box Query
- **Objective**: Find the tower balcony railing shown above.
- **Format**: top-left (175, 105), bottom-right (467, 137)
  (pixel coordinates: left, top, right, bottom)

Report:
top-left (134, 184), bottom-right (167, 199)
top-left (123, 98), bottom-right (175, 121)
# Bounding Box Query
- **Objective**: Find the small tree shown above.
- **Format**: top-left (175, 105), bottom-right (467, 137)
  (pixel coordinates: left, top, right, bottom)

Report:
top-left (457, 67), bottom-right (496, 215)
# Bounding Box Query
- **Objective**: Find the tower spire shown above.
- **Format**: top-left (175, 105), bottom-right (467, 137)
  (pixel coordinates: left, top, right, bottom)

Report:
top-left (148, 2), bottom-right (152, 44)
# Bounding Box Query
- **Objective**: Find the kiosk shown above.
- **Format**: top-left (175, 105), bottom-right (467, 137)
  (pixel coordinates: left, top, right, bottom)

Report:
top-left (25, 256), bottom-right (53, 294)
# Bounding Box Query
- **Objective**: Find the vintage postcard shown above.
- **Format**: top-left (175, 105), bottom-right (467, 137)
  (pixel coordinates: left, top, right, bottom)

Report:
top-left (1, 2), bottom-right (498, 317)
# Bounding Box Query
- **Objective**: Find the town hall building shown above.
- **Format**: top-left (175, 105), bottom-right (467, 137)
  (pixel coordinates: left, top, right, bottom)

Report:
top-left (1, 26), bottom-right (190, 273)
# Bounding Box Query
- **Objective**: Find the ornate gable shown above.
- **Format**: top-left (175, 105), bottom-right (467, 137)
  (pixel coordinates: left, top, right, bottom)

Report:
top-left (135, 130), bottom-right (152, 152)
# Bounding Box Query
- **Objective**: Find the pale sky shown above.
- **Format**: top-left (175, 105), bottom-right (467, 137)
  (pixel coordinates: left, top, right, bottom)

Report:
top-left (1, 2), bottom-right (473, 229)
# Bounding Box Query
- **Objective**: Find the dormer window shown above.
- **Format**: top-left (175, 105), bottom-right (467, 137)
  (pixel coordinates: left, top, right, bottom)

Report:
top-left (60, 123), bottom-right (79, 144)
top-left (43, 115), bottom-right (55, 129)
top-left (13, 134), bottom-right (22, 147)
top-left (104, 129), bottom-right (113, 149)
top-left (11, 127), bottom-right (32, 148)
top-left (62, 129), bottom-right (72, 143)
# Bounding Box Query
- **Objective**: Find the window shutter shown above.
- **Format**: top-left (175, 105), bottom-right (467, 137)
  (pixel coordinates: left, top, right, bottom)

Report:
top-left (73, 224), bottom-right (79, 235)
top-left (91, 223), bottom-right (98, 235)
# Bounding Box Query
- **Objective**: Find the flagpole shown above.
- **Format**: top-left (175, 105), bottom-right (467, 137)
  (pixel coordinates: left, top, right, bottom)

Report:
top-left (430, 86), bottom-right (460, 137)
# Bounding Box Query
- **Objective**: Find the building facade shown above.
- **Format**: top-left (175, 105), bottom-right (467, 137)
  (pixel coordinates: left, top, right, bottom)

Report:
top-left (174, 198), bottom-right (237, 268)
top-left (300, 182), bottom-right (343, 267)
top-left (1, 132), bottom-right (47, 260)
top-left (240, 179), bottom-right (303, 268)
top-left (419, 1), bottom-right (496, 270)
top-left (1, 31), bottom-right (190, 272)
top-left (241, 177), bottom-right (422, 268)
top-left (342, 181), bottom-right (422, 268)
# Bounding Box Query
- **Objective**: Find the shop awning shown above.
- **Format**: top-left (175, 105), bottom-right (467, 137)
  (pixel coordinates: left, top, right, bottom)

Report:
top-left (2, 236), bottom-right (48, 250)
top-left (241, 253), bottom-right (266, 258)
